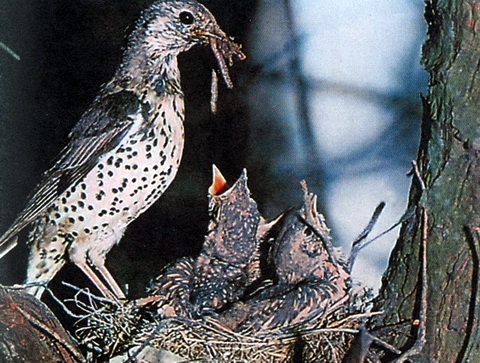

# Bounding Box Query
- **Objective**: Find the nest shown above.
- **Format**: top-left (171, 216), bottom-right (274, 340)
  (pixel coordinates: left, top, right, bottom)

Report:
top-left (70, 284), bottom-right (375, 362)
top-left (73, 296), bottom-right (292, 361)
top-left (133, 318), bottom-right (294, 362)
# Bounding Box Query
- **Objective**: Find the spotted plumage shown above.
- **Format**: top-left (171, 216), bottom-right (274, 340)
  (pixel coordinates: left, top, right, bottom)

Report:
top-left (218, 182), bottom-right (351, 333)
top-left (190, 166), bottom-right (263, 315)
top-left (141, 166), bottom-right (266, 318)
top-left (0, 0), bottom-right (244, 299)
top-left (143, 256), bottom-right (195, 318)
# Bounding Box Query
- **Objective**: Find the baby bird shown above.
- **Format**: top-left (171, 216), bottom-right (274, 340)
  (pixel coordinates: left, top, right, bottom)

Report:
top-left (141, 166), bottom-right (263, 318)
top-left (190, 166), bottom-right (263, 315)
top-left (219, 182), bottom-right (351, 333)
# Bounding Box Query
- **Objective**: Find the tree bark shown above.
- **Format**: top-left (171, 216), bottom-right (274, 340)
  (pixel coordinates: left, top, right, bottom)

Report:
top-left (371, 0), bottom-right (480, 361)
top-left (0, 287), bottom-right (85, 362)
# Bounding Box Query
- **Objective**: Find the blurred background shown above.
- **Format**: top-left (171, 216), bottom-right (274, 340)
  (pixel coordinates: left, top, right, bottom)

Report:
top-left (0, 0), bottom-right (427, 303)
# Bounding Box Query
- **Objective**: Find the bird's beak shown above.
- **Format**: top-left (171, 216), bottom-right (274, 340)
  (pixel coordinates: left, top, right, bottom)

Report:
top-left (192, 28), bottom-right (225, 41)
top-left (209, 164), bottom-right (228, 195)
top-left (192, 27), bottom-right (246, 89)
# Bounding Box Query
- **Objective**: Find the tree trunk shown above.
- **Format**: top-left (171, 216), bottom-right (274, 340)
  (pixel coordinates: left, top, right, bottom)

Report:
top-left (371, 0), bottom-right (480, 361)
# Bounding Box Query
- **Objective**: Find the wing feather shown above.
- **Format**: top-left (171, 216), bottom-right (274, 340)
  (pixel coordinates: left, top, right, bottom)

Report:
top-left (0, 90), bottom-right (146, 254)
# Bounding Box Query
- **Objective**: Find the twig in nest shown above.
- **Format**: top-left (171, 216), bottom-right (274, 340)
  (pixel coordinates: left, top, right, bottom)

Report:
top-left (7, 282), bottom-right (46, 292)
top-left (44, 286), bottom-right (85, 319)
top-left (62, 281), bottom-right (117, 304)
top-left (62, 282), bottom-right (139, 357)
top-left (322, 334), bottom-right (341, 363)
top-left (6, 282), bottom-right (88, 320)
top-left (125, 319), bottom-right (170, 363)
top-left (328, 311), bottom-right (384, 329)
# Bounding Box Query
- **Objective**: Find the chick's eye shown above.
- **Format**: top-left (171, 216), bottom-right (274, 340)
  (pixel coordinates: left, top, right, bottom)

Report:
top-left (179, 11), bottom-right (194, 25)
top-left (304, 227), bottom-right (313, 237)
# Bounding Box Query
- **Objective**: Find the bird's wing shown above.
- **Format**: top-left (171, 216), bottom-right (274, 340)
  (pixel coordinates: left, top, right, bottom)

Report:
top-left (243, 279), bottom-right (337, 332)
top-left (0, 90), bottom-right (146, 255)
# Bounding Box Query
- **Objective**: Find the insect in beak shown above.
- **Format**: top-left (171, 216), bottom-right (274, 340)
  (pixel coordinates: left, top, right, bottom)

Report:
top-left (192, 27), bottom-right (245, 112)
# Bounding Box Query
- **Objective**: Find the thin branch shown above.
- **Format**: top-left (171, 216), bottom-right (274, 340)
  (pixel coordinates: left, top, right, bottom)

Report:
top-left (348, 202), bottom-right (386, 270)
top-left (0, 41), bottom-right (20, 60)
top-left (353, 207), bottom-right (415, 255)
top-left (62, 281), bottom-right (117, 305)
top-left (411, 160), bottom-right (426, 191)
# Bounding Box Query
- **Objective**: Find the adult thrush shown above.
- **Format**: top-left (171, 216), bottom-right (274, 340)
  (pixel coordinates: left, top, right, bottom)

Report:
top-left (0, 0), bottom-right (244, 299)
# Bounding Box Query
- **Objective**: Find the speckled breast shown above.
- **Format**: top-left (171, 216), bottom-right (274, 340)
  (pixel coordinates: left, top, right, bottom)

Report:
top-left (49, 93), bottom-right (185, 246)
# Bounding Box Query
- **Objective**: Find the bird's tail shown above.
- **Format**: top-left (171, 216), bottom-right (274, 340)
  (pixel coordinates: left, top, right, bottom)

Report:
top-left (0, 210), bottom-right (34, 258)
top-left (0, 221), bottom-right (27, 259)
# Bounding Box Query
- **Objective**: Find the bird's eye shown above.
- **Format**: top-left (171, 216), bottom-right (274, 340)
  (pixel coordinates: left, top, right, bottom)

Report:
top-left (179, 11), bottom-right (194, 25)
top-left (304, 227), bottom-right (313, 237)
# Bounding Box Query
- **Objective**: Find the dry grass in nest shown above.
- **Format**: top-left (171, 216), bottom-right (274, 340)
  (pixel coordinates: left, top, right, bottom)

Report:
top-left (131, 317), bottom-right (295, 362)
top-left (64, 287), bottom-right (141, 357)
top-left (68, 285), bottom-right (378, 362)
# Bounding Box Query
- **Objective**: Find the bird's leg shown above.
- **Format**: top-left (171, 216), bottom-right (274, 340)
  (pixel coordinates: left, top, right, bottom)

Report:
top-left (92, 261), bottom-right (126, 300)
top-left (73, 259), bottom-right (121, 300)
top-left (68, 233), bottom-right (126, 300)
top-left (85, 233), bottom-right (127, 300)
